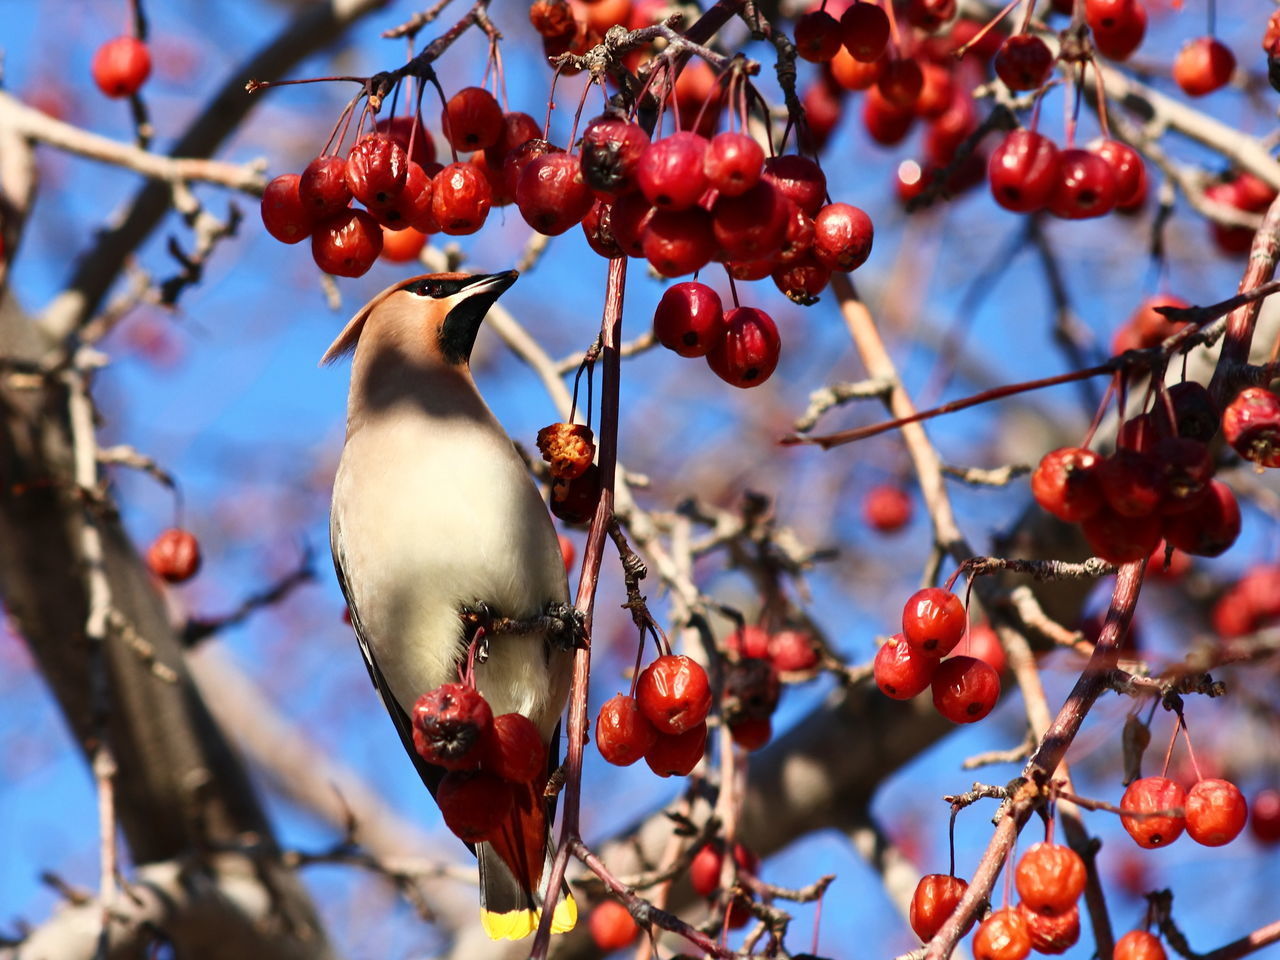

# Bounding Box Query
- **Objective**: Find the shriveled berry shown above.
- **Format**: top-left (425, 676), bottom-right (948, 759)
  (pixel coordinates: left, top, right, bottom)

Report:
top-left (841, 2), bottom-right (891, 61)
top-left (375, 115), bottom-right (436, 167)
top-left (388, 161), bottom-right (435, 231)
top-left (902, 587), bottom-right (966, 656)
top-left (1121, 776), bottom-right (1186, 848)
top-left (1016, 902), bottom-right (1080, 954)
top-left (550, 462), bottom-right (602, 525)
top-left (437, 770), bottom-right (513, 842)
top-left (644, 721), bottom-right (707, 777)
top-left (636, 132), bottom-right (710, 210)
top-left (596, 693), bottom-right (659, 766)
top-left (412, 683), bottom-right (494, 770)
top-left (973, 907), bottom-right (1031, 960)
top-left (764, 155), bottom-right (828, 217)
top-left (1166, 381), bottom-right (1219, 443)
top-left (813, 202), bottom-right (874, 271)
top-left (608, 191), bottom-right (656, 257)
top-left (1222, 387), bottom-right (1280, 467)
top-left (484, 713), bottom-right (546, 783)
top-left (1185, 777), bottom-right (1248, 846)
top-left (988, 130), bottom-right (1059, 213)
top-left (260, 174), bottom-right (315, 245)
top-left (1115, 930), bottom-right (1167, 960)
top-left (346, 134), bottom-right (409, 209)
top-left (92, 36), bottom-right (151, 98)
top-left (581, 199), bottom-right (625, 259)
top-left (441, 86), bottom-right (504, 151)
top-left (722, 657), bottom-right (780, 724)
top-left (146, 528), bottom-right (202, 583)
top-left (589, 900), bottom-right (639, 951)
top-left (706, 306), bottom-right (782, 388)
top-left (503, 139), bottom-right (563, 200)
top-left (772, 256), bottom-right (831, 303)
top-left (1032, 447), bottom-right (1104, 521)
top-left (517, 152), bottom-right (593, 235)
top-left (431, 162), bottom-right (493, 235)
top-left (703, 131), bottom-right (764, 197)
top-left (874, 635), bottom-right (937, 700)
top-left (994, 34), bottom-right (1054, 90)
top-left (1014, 842), bottom-right (1086, 916)
top-left (537, 422), bottom-right (595, 480)
top-left (299, 155), bottom-right (353, 219)
top-left (311, 208), bottom-right (382, 277)
top-left (653, 282), bottom-right (726, 358)
top-left (580, 115), bottom-right (650, 196)
top-left (931, 655), bottom-right (1000, 723)
top-left (637, 654), bottom-right (712, 734)
top-left (909, 874), bottom-right (970, 941)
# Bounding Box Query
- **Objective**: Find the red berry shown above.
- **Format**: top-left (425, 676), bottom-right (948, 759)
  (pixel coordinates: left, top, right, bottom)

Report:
top-left (374, 115), bottom-right (436, 168)
top-left (1016, 902), bottom-right (1080, 954)
top-left (411, 683), bottom-right (494, 770)
top-left (874, 635), bottom-right (937, 700)
top-left (1120, 776), bottom-right (1186, 848)
top-left (1048, 148), bottom-right (1117, 219)
top-left (1185, 778), bottom-right (1248, 846)
top-left (813, 202), bottom-right (874, 271)
top-left (690, 843), bottom-right (724, 895)
top-left (862, 85), bottom-right (915, 146)
top-left (580, 115), bottom-right (650, 196)
top-left (146, 528), bottom-right (202, 583)
top-left (1250, 788), bottom-right (1280, 844)
top-left (1099, 449), bottom-right (1163, 517)
top-left (909, 874), bottom-right (970, 941)
top-left (388, 161), bottom-right (435, 232)
top-left (636, 654), bottom-right (712, 734)
top-left (441, 86), bottom-right (504, 151)
top-left (725, 624), bottom-right (772, 660)
top-left (1115, 930), bottom-right (1168, 960)
top-left (346, 134), bottom-right (409, 209)
top-left (644, 721), bottom-right (707, 777)
top-left (915, 62), bottom-right (956, 119)
top-left (776, 204), bottom-right (817, 265)
top-left (723, 657), bottom-right (780, 723)
top-left (988, 130), bottom-right (1059, 213)
top-left (516, 152), bottom-right (593, 235)
top-left (1014, 842), bottom-right (1086, 916)
top-left (831, 46), bottom-right (886, 90)
top-left (703, 131), bottom-right (765, 197)
top-left (994, 34), bottom-right (1054, 90)
top-left (772, 256), bottom-right (831, 302)
top-left (840, 2), bottom-right (891, 61)
top-left (1086, 0), bottom-right (1146, 60)
top-left (311, 209), bottom-right (383, 277)
top-left (558, 533), bottom-right (576, 573)
top-left (1090, 139), bottom-right (1146, 208)
top-left (877, 58), bottom-right (924, 108)
top-left (764, 155), bottom-right (828, 217)
top-left (864, 483), bottom-right (913, 532)
top-left (483, 713), bottom-right (546, 783)
top-left (729, 716), bottom-right (772, 750)
top-left (380, 225), bottom-right (427, 263)
top-left (706, 306), bottom-right (782, 388)
top-left (1032, 447), bottom-right (1104, 522)
top-left (431, 162), bottom-right (493, 235)
top-left (596, 693), bottom-right (659, 766)
top-left (1081, 506), bottom-right (1162, 564)
top-left (973, 907), bottom-right (1031, 960)
top-left (1172, 37), bottom-right (1236, 97)
top-left (1222, 387), bottom-right (1280, 467)
top-left (589, 900), bottom-right (639, 950)
top-left (503, 139), bottom-right (563, 201)
top-left (437, 770), bottom-right (513, 843)
top-left (91, 36), bottom-right (151, 98)
top-left (963, 623), bottom-right (1007, 675)
top-left (636, 133), bottom-right (710, 210)
top-left (581, 199), bottom-right (626, 259)
top-left (643, 207), bottom-right (717, 277)
top-left (769, 629), bottom-right (819, 672)
top-left (902, 587), bottom-right (967, 656)
top-left (653, 282), bottom-right (726, 357)
top-left (299, 155), bottom-right (353, 219)
top-left (1163, 480), bottom-right (1240, 557)
top-left (260, 174), bottom-right (315, 245)
top-left (609, 191), bottom-right (656, 258)
top-left (1124, 293), bottom-right (1190, 348)
top-left (712, 180), bottom-right (790, 260)
top-left (931, 655), bottom-right (1000, 723)
top-left (796, 10), bottom-right (844, 62)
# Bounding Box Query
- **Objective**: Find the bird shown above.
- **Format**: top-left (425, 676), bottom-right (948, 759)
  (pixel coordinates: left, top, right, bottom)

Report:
top-left (324, 270), bottom-right (577, 940)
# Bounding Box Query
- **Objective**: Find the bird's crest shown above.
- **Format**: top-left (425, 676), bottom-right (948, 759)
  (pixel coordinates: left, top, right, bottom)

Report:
top-left (318, 272), bottom-right (475, 366)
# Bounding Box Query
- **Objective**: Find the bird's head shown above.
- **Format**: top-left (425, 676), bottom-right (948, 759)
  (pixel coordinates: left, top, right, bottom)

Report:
top-left (320, 270), bottom-right (519, 367)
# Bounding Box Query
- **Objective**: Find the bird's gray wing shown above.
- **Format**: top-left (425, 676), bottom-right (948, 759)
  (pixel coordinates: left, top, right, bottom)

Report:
top-left (331, 530), bottom-right (446, 802)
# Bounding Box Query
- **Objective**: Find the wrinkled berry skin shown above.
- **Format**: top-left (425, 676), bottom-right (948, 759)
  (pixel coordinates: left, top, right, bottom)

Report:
top-left (411, 683), bottom-right (494, 770)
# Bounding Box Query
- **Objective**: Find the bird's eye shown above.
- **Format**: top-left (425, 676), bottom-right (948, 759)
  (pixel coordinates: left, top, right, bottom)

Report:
top-left (407, 280), bottom-right (443, 298)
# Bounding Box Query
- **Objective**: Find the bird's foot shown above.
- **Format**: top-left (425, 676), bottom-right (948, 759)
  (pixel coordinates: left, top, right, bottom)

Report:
top-left (542, 601), bottom-right (587, 652)
top-left (459, 601), bottom-right (495, 664)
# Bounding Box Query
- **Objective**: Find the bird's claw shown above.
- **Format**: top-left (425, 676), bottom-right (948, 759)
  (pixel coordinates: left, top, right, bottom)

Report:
top-left (544, 601), bottom-right (587, 651)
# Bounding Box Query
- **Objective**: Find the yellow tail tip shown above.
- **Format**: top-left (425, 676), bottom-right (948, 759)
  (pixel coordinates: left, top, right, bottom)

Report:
top-left (480, 893), bottom-right (578, 940)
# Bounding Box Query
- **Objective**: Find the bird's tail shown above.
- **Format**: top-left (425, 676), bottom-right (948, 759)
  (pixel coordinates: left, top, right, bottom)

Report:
top-left (478, 777), bottom-right (577, 940)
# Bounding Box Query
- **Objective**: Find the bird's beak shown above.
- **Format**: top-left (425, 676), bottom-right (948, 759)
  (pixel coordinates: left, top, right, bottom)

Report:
top-left (439, 270), bottom-right (519, 365)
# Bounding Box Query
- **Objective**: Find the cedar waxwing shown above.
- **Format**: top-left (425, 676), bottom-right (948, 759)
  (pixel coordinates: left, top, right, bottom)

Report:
top-left (324, 270), bottom-right (577, 939)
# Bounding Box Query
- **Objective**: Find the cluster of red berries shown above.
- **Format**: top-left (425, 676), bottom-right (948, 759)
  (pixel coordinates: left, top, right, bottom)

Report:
top-left (410, 683), bottom-right (546, 843)
top-left (1119, 774), bottom-right (1248, 849)
top-left (1030, 382), bottom-right (1241, 565)
top-left (536, 421), bottom-right (603, 525)
top-left (874, 587), bottom-right (1003, 723)
top-left (690, 839), bottom-right (761, 929)
top-left (145, 527), bottom-right (201, 584)
top-left (652, 282), bottom-right (781, 389)
top-left (1212, 564), bottom-right (1280, 638)
top-left (595, 654), bottom-right (711, 777)
top-left (988, 129), bottom-right (1145, 221)
top-left (1202, 172), bottom-right (1278, 256)
top-left (973, 842), bottom-right (1087, 958)
top-left (720, 625), bottom-right (819, 750)
top-left (91, 35), bottom-right (151, 99)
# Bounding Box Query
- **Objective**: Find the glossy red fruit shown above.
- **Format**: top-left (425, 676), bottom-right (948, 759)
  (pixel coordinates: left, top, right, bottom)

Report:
top-left (517, 152), bottom-right (593, 235)
top-left (636, 133), bottom-right (710, 210)
top-left (386, 161), bottom-right (435, 231)
top-left (874, 635), bottom-right (938, 700)
top-left (643, 207), bottom-right (717, 277)
top-left (730, 716), bottom-right (772, 750)
top-left (1016, 902), bottom-right (1080, 954)
top-left (92, 36), bottom-right (151, 98)
top-left (581, 200), bottom-right (625, 259)
top-left (346, 134), bottom-right (409, 209)
top-left (1121, 776), bottom-right (1187, 848)
top-left (813, 202), bottom-right (874, 271)
top-left (776, 205), bottom-right (817, 266)
top-left (902, 587), bottom-right (967, 656)
top-left (1250, 788), bottom-right (1280, 844)
top-left (1081, 506), bottom-right (1162, 563)
top-left (375, 115), bottom-right (436, 167)
top-left (146, 528), bottom-right (202, 583)
top-left (644, 721), bottom-right (707, 777)
top-left (502, 139), bottom-right (562, 200)
top-left (1222, 387), bottom-right (1280, 467)
top-left (1086, 0), bottom-right (1146, 60)
top-left (1185, 778), bottom-right (1248, 846)
top-left (770, 629), bottom-right (819, 672)
top-left (441, 86), bottom-right (504, 151)
top-left (1032, 447), bottom-right (1104, 522)
top-left (580, 115), bottom-right (650, 196)
top-left (437, 770), bottom-right (513, 843)
top-left (653, 281), bottom-right (725, 357)
top-left (260, 174), bottom-right (315, 245)
top-left (764, 155), bottom-right (828, 217)
top-left (973, 907), bottom-right (1031, 960)
top-left (380, 225), bottom-right (427, 262)
top-left (772, 255), bottom-right (831, 302)
top-left (963, 623), bottom-right (1007, 675)
top-left (298, 155), bottom-right (353, 219)
top-left (596, 693), bottom-right (659, 766)
top-left (796, 10), bottom-right (843, 61)
top-left (988, 130), bottom-right (1059, 212)
top-left (932, 655), bottom-right (1000, 723)
top-left (636, 655), bottom-right (712, 734)
top-left (1115, 930), bottom-right (1167, 960)
top-left (1049, 148), bottom-right (1117, 219)
top-left (431, 162), bottom-right (492, 235)
top-left (311, 208), bottom-right (383, 276)
top-left (411, 683), bottom-right (494, 770)
top-left (482, 713), bottom-right (546, 783)
top-left (1090, 139), bottom-right (1146, 208)
top-left (994, 35), bottom-right (1054, 90)
top-left (909, 874), bottom-right (970, 941)
top-left (703, 131), bottom-right (765, 197)
top-left (1172, 37), bottom-right (1235, 97)
top-left (841, 2), bottom-right (890, 61)
top-left (706, 306), bottom-right (782, 388)
top-left (1014, 842), bottom-right (1086, 916)
top-left (1163, 480), bottom-right (1240, 557)
top-left (865, 483), bottom-right (912, 532)
top-left (590, 900), bottom-right (639, 950)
